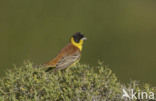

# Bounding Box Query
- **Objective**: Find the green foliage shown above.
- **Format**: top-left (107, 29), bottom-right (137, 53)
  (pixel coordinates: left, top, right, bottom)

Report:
top-left (0, 61), bottom-right (155, 101)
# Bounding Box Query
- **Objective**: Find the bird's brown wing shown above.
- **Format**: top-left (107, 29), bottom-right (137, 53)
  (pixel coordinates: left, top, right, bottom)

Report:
top-left (55, 50), bottom-right (80, 70)
top-left (45, 43), bottom-right (81, 72)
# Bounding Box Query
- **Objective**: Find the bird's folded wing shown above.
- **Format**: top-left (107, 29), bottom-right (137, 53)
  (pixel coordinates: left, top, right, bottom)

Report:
top-left (55, 51), bottom-right (80, 70)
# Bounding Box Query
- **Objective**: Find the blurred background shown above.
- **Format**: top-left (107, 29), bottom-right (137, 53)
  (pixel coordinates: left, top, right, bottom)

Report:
top-left (0, 0), bottom-right (156, 85)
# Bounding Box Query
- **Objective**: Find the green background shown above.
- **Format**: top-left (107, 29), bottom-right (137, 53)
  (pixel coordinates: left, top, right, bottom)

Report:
top-left (0, 0), bottom-right (156, 85)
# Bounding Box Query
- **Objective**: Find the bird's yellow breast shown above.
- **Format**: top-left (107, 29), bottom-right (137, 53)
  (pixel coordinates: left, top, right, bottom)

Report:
top-left (71, 37), bottom-right (83, 51)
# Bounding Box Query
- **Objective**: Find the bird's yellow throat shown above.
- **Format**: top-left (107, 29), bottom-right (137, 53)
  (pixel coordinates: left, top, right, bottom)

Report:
top-left (71, 37), bottom-right (83, 51)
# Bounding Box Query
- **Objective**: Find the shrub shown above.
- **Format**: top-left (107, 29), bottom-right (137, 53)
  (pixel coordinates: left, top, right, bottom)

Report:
top-left (0, 61), bottom-right (155, 101)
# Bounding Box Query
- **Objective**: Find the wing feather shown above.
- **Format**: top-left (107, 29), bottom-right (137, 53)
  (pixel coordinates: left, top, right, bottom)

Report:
top-left (55, 51), bottom-right (80, 70)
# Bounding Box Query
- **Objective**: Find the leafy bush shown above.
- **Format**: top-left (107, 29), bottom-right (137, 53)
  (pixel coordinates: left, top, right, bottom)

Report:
top-left (0, 61), bottom-right (155, 101)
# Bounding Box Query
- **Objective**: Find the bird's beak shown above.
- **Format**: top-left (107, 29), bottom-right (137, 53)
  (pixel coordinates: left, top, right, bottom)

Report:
top-left (82, 37), bottom-right (87, 41)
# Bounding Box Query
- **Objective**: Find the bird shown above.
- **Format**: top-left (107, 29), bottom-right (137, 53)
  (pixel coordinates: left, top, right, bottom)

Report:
top-left (44, 32), bottom-right (87, 72)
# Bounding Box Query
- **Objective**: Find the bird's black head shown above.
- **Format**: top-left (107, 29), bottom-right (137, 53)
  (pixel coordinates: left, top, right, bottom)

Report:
top-left (72, 32), bottom-right (86, 43)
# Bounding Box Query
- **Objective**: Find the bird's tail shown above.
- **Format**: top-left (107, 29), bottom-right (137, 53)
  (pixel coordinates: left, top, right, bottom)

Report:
top-left (45, 67), bottom-right (55, 72)
top-left (33, 64), bottom-right (56, 72)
